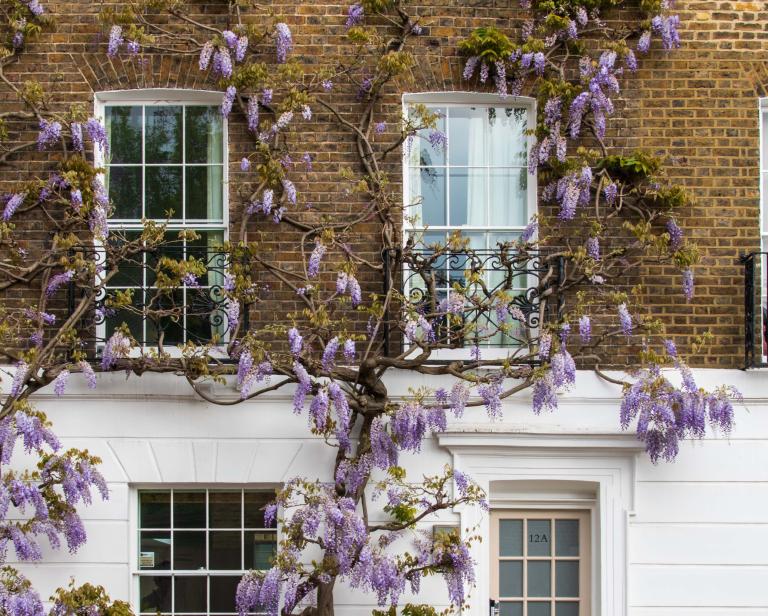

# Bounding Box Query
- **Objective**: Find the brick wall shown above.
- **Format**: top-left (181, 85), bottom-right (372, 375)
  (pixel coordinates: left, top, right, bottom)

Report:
top-left (1, 1), bottom-right (765, 368)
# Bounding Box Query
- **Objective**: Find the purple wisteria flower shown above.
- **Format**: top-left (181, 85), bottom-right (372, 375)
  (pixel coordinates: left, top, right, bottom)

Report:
top-left (70, 122), bottom-right (83, 151)
top-left (275, 23), bottom-right (292, 63)
top-left (637, 30), bottom-right (652, 53)
top-left (79, 360), bottom-right (97, 389)
top-left (10, 361), bottom-right (28, 397)
top-left (240, 157), bottom-right (250, 171)
top-left (579, 314), bottom-right (591, 343)
top-left (27, 0), bottom-right (44, 15)
top-left (682, 268), bottom-right (694, 301)
top-left (538, 331), bottom-right (552, 359)
top-left (346, 4), bottom-right (364, 28)
top-left (221, 85), bottom-right (236, 118)
top-left (222, 30), bottom-right (237, 48)
top-left (322, 337), bottom-right (340, 371)
top-left (479, 61), bottom-right (489, 83)
top-left (235, 36), bottom-right (248, 62)
top-left (2, 192), bottom-right (25, 221)
top-left (322, 79), bottom-right (333, 91)
top-left (282, 178), bottom-right (297, 205)
top-left (246, 95), bottom-right (259, 133)
top-left (532, 373), bottom-right (558, 414)
top-left (651, 14), bottom-right (681, 50)
top-left (308, 239), bottom-right (326, 278)
top-left (618, 303), bottom-right (633, 336)
top-left (463, 56), bottom-right (479, 80)
top-left (70, 189), bottom-right (82, 210)
top-left (212, 48), bottom-right (233, 78)
top-left (603, 182), bottom-right (618, 205)
top-left (107, 25), bottom-right (123, 57)
top-left (586, 236), bottom-right (600, 260)
top-left (520, 218), bottom-right (538, 243)
top-left (37, 119), bottom-right (62, 150)
top-left (53, 369), bottom-right (69, 396)
top-left (46, 270), bottom-right (74, 297)
top-left (199, 41), bottom-right (214, 70)
top-left (494, 60), bottom-right (507, 97)
top-left (343, 338), bottom-right (355, 361)
top-left (85, 118), bottom-right (108, 153)
top-left (666, 219), bottom-right (683, 250)
top-left (288, 327), bottom-right (303, 357)
top-left (101, 331), bottom-right (131, 370)
top-left (374, 121), bottom-right (386, 134)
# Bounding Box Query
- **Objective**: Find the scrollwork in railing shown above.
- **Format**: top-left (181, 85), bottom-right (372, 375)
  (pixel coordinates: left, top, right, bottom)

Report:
top-left (67, 246), bottom-right (240, 357)
top-left (383, 246), bottom-right (562, 357)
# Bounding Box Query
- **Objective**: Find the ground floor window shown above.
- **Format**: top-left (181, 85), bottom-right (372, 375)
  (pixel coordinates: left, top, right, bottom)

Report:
top-left (490, 510), bottom-right (590, 616)
top-left (136, 488), bottom-right (276, 615)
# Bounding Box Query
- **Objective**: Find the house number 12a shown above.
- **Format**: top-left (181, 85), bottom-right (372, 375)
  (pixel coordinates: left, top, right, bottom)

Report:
top-left (529, 533), bottom-right (549, 543)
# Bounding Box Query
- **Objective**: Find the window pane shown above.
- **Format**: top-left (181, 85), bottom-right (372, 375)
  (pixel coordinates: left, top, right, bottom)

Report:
top-left (140, 532), bottom-right (171, 570)
top-left (555, 520), bottom-right (579, 557)
top-left (245, 492), bottom-right (276, 528)
top-left (210, 576), bottom-right (241, 613)
top-left (186, 166), bottom-right (223, 220)
top-left (146, 106), bottom-right (182, 164)
top-left (555, 561), bottom-right (579, 597)
top-left (449, 168), bottom-right (486, 226)
top-left (500, 602), bottom-right (522, 616)
top-left (528, 602), bottom-right (552, 616)
top-left (106, 106), bottom-right (142, 164)
top-left (489, 107), bottom-right (527, 167)
top-left (528, 520), bottom-right (551, 556)
top-left (449, 106), bottom-right (487, 166)
top-left (139, 575), bottom-right (171, 613)
top-left (408, 107), bottom-right (445, 166)
top-left (145, 288), bottom-right (185, 345)
top-left (498, 560), bottom-right (522, 598)
top-left (140, 491), bottom-right (170, 528)
top-left (210, 531), bottom-right (242, 570)
top-left (174, 576), bottom-right (207, 613)
top-left (527, 561), bottom-right (551, 597)
top-left (490, 169), bottom-right (527, 227)
top-left (174, 493), bottom-right (205, 527)
top-left (108, 166), bottom-right (142, 219)
top-left (105, 289), bottom-right (145, 342)
top-left (107, 232), bottom-right (144, 287)
top-left (209, 491), bottom-right (241, 529)
top-left (244, 531), bottom-right (276, 570)
top-left (499, 520), bottom-right (522, 557)
top-left (186, 106), bottom-right (223, 164)
top-left (173, 531), bottom-right (206, 569)
top-left (556, 602), bottom-right (579, 616)
top-left (410, 167), bottom-right (446, 226)
top-left (145, 166), bottom-right (182, 219)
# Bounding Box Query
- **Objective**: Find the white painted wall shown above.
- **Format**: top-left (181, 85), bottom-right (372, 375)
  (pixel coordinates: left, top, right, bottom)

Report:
top-left (6, 368), bottom-right (768, 615)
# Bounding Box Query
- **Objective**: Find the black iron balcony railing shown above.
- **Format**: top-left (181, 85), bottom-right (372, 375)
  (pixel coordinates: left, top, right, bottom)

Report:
top-left (67, 246), bottom-right (244, 356)
top-left (382, 248), bottom-right (563, 357)
top-left (741, 251), bottom-right (767, 369)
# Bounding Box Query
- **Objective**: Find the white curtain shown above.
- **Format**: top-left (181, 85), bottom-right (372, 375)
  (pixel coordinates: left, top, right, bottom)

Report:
top-left (465, 109), bottom-right (486, 228)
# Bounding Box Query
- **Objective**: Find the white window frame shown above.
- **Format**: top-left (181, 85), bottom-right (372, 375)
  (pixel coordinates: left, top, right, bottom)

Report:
top-left (401, 92), bottom-right (538, 360)
top-left (129, 485), bottom-right (278, 616)
top-left (93, 89), bottom-right (230, 352)
top-left (437, 430), bottom-right (645, 616)
top-left (757, 98), bottom-right (767, 364)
